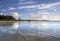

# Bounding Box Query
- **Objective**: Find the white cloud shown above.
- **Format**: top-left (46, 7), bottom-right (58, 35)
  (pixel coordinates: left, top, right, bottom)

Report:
top-left (19, 1), bottom-right (34, 5)
top-left (19, 5), bottom-right (36, 9)
top-left (10, 12), bottom-right (19, 20)
top-left (30, 12), bottom-right (49, 20)
top-left (19, 2), bottom-right (60, 9)
top-left (19, 0), bottom-right (35, 5)
top-left (38, 2), bottom-right (60, 9)
top-left (30, 11), bottom-right (60, 20)
top-left (8, 7), bottom-right (16, 10)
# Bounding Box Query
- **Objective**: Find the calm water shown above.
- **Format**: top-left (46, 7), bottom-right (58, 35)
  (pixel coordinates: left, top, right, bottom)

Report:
top-left (0, 21), bottom-right (60, 41)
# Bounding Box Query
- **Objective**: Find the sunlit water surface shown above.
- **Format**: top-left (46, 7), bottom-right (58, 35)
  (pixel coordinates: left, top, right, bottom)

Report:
top-left (0, 21), bottom-right (60, 41)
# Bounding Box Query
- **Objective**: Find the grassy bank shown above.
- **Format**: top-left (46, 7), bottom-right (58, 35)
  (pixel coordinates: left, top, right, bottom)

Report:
top-left (0, 20), bottom-right (49, 22)
top-left (0, 20), bottom-right (60, 22)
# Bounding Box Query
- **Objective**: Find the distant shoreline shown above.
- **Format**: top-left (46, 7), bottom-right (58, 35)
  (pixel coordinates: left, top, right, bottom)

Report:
top-left (0, 20), bottom-right (60, 22)
top-left (0, 20), bottom-right (48, 21)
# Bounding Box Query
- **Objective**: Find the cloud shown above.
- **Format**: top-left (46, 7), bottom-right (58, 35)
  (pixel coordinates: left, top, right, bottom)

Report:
top-left (38, 2), bottom-right (60, 9)
top-left (19, 1), bottom-right (34, 5)
top-left (10, 12), bottom-right (19, 20)
top-left (29, 12), bottom-right (49, 20)
top-left (19, 2), bottom-right (60, 9)
top-left (8, 7), bottom-right (16, 10)
top-left (19, 0), bottom-right (35, 5)
top-left (19, 5), bottom-right (36, 9)
top-left (30, 11), bottom-right (60, 20)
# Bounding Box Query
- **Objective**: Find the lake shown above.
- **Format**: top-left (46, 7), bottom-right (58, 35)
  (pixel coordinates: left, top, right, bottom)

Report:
top-left (0, 21), bottom-right (60, 41)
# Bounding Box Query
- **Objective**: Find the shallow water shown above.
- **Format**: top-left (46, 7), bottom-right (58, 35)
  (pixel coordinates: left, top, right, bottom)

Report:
top-left (0, 21), bottom-right (60, 41)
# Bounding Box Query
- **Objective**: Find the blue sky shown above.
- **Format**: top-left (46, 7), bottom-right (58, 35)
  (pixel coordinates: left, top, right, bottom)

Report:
top-left (0, 0), bottom-right (60, 19)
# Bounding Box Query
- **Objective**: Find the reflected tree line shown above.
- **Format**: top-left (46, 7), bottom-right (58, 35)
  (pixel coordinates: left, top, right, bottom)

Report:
top-left (0, 22), bottom-right (14, 26)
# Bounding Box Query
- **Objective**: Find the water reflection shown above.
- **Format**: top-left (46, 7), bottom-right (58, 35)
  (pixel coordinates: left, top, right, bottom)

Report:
top-left (30, 22), bottom-right (49, 29)
top-left (0, 21), bottom-right (60, 41)
top-left (0, 22), bottom-right (19, 29)
top-left (12, 22), bottom-right (19, 29)
top-left (30, 21), bottom-right (60, 38)
top-left (0, 22), bottom-right (19, 35)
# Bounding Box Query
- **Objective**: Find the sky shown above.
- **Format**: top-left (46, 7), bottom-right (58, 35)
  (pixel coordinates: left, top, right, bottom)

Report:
top-left (0, 0), bottom-right (60, 19)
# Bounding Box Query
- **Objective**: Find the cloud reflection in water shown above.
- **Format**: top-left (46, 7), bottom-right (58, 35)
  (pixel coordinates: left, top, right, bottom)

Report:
top-left (12, 22), bottom-right (19, 30)
top-left (0, 22), bottom-right (19, 34)
top-left (0, 21), bottom-right (60, 38)
top-left (29, 21), bottom-right (60, 38)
